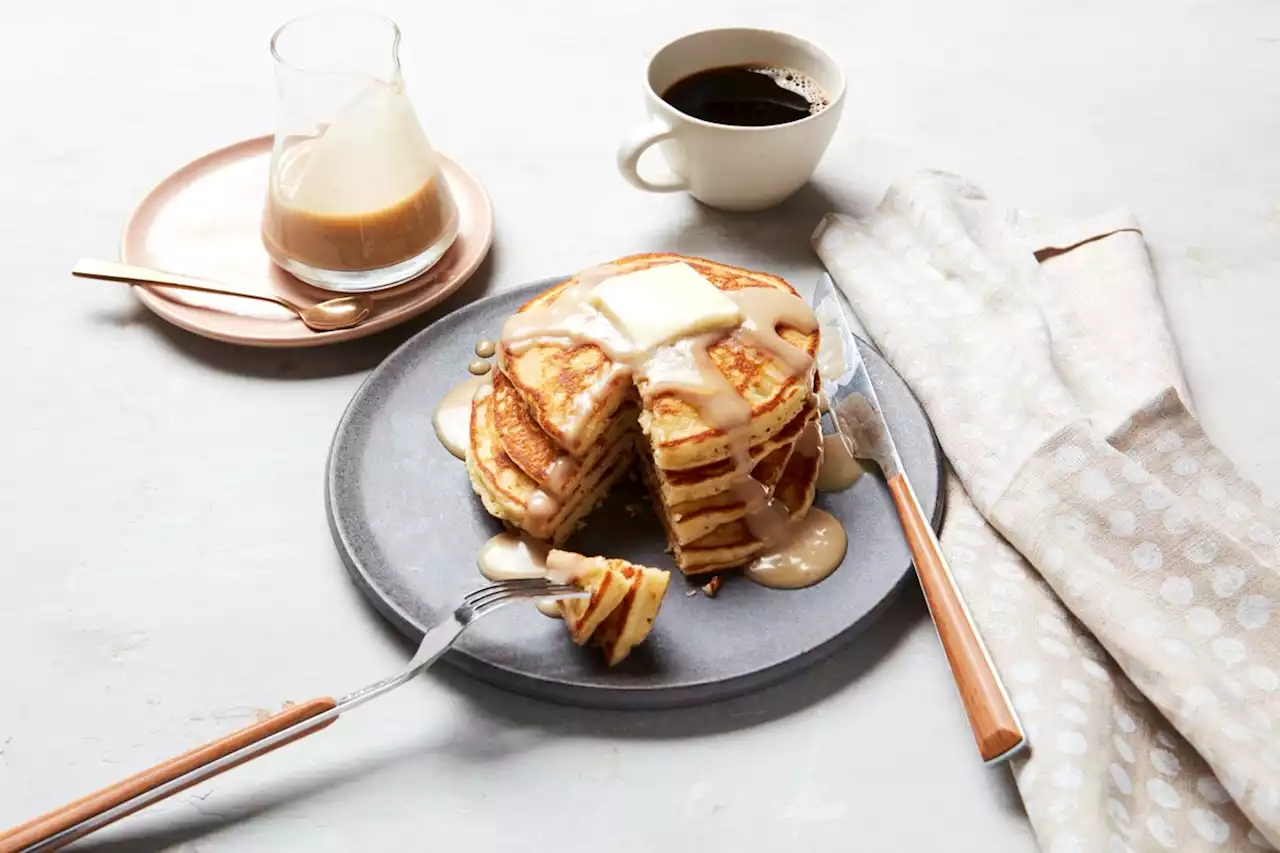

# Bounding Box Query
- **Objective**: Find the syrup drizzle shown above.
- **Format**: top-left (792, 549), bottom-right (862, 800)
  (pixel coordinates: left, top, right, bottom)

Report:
top-left (432, 376), bottom-right (489, 460)
top-left (476, 531), bottom-right (565, 619)
top-left (744, 509), bottom-right (848, 589)
top-left (476, 530), bottom-right (549, 580)
top-left (816, 433), bottom-right (865, 492)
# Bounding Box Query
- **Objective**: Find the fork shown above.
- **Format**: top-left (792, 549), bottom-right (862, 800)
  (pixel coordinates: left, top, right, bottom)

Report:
top-left (0, 578), bottom-right (585, 853)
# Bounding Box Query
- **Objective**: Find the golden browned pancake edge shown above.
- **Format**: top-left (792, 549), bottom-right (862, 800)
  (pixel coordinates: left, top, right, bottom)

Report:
top-left (466, 384), bottom-right (634, 543)
top-left (594, 564), bottom-right (671, 666)
top-left (492, 368), bottom-right (638, 493)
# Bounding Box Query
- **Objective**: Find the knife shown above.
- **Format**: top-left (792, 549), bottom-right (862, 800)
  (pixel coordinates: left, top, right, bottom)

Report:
top-left (813, 273), bottom-right (1027, 765)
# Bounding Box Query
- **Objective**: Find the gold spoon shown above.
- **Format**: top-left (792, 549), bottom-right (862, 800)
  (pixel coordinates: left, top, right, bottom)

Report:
top-left (72, 259), bottom-right (374, 332)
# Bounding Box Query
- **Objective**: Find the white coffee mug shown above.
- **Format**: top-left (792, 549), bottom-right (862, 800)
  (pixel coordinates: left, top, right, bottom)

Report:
top-left (617, 28), bottom-right (846, 212)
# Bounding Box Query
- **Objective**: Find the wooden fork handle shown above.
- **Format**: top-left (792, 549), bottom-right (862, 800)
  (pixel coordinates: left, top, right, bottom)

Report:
top-left (887, 473), bottom-right (1026, 764)
top-left (0, 697), bottom-right (337, 853)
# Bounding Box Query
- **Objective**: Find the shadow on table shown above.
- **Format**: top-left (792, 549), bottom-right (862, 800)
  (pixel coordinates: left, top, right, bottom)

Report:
top-left (648, 181), bottom-right (854, 274)
top-left (89, 247), bottom-right (500, 381)
top-left (70, 590), bottom-right (928, 853)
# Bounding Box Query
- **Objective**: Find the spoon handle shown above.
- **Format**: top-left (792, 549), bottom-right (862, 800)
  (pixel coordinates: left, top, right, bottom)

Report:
top-left (71, 259), bottom-right (288, 310)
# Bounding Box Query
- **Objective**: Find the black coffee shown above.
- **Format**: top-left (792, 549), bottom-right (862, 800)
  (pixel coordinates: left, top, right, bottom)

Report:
top-left (661, 64), bottom-right (829, 127)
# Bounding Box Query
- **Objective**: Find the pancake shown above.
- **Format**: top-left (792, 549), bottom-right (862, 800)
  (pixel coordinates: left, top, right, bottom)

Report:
top-left (646, 386), bottom-right (818, 548)
top-left (497, 254), bottom-right (819, 470)
top-left (595, 564), bottom-right (671, 666)
top-left (549, 552), bottom-right (633, 645)
top-left (771, 421), bottom-right (822, 520)
top-left (492, 368), bottom-right (638, 496)
top-left (496, 285), bottom-right (633, 458)
top-left (466, 383), bottom-right (633, 543)
top-left (547, 550), bottom-right (670, 664)
top-left (547, 454), bottom-right (634, 544)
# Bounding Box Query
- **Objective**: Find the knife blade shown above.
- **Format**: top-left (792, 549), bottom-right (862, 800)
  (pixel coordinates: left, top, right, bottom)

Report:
top-left (811, 273), bottom-right (1027, 765)
top-left (813, 273), bottom-right (902, 479)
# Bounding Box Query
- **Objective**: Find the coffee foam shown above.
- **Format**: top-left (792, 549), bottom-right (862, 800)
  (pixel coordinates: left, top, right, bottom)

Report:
top-left (751, 66), bottom-right (830, 113)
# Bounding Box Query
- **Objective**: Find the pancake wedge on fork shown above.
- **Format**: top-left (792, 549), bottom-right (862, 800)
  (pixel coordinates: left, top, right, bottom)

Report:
top-left (546, 550), bottom-right (670, 664)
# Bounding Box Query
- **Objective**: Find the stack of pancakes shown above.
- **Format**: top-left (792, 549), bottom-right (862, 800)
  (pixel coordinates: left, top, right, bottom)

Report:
top-left (466, 254), bottom-right (822, 575)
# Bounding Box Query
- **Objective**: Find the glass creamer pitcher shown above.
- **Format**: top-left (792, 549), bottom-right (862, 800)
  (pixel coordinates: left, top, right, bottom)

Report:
top-left (261, 11), bottom-right (459, 292)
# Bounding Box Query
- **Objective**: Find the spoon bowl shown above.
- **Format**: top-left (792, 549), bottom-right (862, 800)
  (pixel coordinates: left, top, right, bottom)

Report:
top-left (299, 296), bottom-right (373, 331)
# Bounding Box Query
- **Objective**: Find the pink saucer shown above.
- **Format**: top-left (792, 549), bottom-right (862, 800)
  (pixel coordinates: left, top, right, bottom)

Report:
top-left (120, 135), bottom-right (494, 347)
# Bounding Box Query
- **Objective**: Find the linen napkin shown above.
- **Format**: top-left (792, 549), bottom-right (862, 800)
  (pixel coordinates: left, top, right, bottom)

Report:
top-left (814, 172), bottom-right (1280, 852)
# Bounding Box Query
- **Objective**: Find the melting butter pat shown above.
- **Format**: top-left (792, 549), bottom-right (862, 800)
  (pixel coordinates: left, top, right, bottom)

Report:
top-left (589, 262), bottom-right (742, 351)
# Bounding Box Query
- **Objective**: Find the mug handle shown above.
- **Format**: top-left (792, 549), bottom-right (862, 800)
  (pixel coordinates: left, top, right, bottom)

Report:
top-left (616, 118), bottom-right (688, 193)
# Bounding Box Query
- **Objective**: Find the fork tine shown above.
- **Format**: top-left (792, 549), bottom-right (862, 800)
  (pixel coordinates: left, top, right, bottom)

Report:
top-left (470, 582), bottom-right (581, 611)
top-left (532, 583), bottom-right (582, 599)
top-left (467, 582), bottom-right (584, 615)
top-left (461, 579), bottom-right (559, 608)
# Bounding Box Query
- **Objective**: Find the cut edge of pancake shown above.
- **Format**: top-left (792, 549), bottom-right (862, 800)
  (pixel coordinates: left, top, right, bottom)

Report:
top-left (651, 399), bottom-right (818, 505)
top-left (639, 429), bottom-right (823, 576)
top-left (663, 442), bottom-right (795, 545)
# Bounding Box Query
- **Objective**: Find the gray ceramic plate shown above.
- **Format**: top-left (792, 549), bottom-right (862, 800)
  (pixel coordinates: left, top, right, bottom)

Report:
top-left (326, 278), bottom-right (943, 709)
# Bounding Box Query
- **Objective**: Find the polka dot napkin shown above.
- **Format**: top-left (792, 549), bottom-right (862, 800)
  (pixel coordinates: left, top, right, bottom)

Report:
top-left (814, 172), bottom-right (1280, 852)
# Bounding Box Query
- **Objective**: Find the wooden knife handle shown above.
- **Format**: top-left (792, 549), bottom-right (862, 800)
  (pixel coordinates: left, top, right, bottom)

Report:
top-left (0, 697), bottom-right (337, 853)
top-left (887, 473), bottom-right (1026, 764)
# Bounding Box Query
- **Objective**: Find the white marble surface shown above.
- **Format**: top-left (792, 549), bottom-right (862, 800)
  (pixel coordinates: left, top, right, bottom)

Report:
top-left (3, 1), bottom-right (1279, 850)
